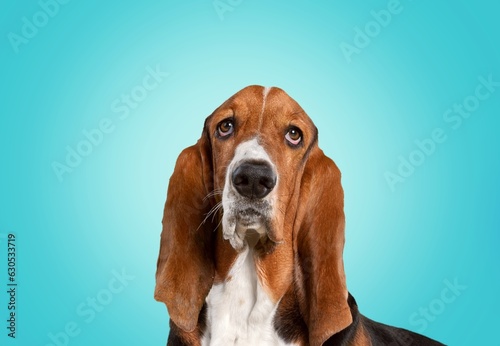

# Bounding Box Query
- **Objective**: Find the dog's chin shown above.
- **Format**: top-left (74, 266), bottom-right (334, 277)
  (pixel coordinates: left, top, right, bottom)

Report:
top-left (222, 207), bottom-right (271, 251)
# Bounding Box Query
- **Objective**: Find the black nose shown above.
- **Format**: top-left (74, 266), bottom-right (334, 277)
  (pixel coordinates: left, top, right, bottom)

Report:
top-left (232, 161), bottom-right (276, 199)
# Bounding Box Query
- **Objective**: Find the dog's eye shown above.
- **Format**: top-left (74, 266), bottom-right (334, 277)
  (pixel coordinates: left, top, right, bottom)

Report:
top-left (285, 127), bottom-right (302, 146)
top-left (217, 119), bottom-right (234, 137)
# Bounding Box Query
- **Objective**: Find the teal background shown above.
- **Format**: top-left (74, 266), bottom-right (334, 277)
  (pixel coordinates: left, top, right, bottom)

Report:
top-left (1, 0), bottom-right (499, 345)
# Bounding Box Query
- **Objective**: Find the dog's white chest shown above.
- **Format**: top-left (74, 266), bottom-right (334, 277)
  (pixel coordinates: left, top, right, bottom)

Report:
top-left (202, 247), bottom-right (291, 346)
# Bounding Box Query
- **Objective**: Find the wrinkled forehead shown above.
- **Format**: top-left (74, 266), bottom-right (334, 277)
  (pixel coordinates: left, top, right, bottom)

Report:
top-left (206, 85), bottom-right (316, 140)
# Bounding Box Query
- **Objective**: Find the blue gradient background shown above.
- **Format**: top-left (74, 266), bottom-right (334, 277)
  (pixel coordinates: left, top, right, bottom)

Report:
top-left (1, 1), bottom-right (499, 345)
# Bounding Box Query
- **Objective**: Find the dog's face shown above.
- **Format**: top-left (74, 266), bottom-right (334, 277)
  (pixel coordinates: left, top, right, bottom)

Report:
top-left (204, 86), bottom-right (317, 250)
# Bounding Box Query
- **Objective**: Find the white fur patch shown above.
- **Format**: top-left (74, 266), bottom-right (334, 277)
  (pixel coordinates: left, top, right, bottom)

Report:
top-left (259, 86), bottom-right (272, 129)
top-left (202, 247), bottom-right (292, 346)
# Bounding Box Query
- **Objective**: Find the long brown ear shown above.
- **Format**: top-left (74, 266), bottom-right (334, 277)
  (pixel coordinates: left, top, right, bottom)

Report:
top-left (154, 128), bottom-right (216, 332)
top-left (294, 145), bottom-right (352, 346)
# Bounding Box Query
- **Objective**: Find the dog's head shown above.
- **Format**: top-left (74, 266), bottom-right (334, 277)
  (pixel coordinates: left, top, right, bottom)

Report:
top-left (204, 86), bottom-right (318, 250)
top-left (155, 86), bottom-right (351, 345)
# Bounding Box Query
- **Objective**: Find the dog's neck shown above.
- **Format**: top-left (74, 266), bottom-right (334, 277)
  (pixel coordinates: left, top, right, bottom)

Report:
top-left (204, 228), bottom-right (294, 346)
top-left (213, 222), bottom-right (291, 279)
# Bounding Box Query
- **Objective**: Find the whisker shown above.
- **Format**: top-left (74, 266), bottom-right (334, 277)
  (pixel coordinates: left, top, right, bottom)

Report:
top-left (205, 201), bottom-right (222, 220)
top-left (196, 201), bottom-right (222, 232)
top-left (213, 218), bottom-right (223, 233)
top-left (204, 189), bottom-right (224, 201)
top-left (211, 203), bottom-right (224, 223)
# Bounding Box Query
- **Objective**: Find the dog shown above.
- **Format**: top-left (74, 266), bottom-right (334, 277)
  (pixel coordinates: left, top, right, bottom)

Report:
top-left (155, 85), bottom-right (444, 346)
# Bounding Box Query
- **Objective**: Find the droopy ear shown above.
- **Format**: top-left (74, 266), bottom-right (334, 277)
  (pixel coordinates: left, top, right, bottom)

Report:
top-left (294, 145), bottom-right (352, 346)
top-left (154, 128), bottom-right (216, 332)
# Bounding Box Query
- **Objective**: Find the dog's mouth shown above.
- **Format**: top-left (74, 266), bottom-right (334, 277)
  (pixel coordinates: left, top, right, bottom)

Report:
top-left (235, 208), bottom-right (268, 249)
top-left (235, 205), bottom-right (269, 231)
top-left (236, 207), bottom-right (265, 226)
top-left (222, 201), bottom-right (272, 250)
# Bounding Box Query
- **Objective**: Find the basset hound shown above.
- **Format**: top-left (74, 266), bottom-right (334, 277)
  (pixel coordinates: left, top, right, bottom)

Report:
top-left (154, 86), bottom-right (444, 346)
